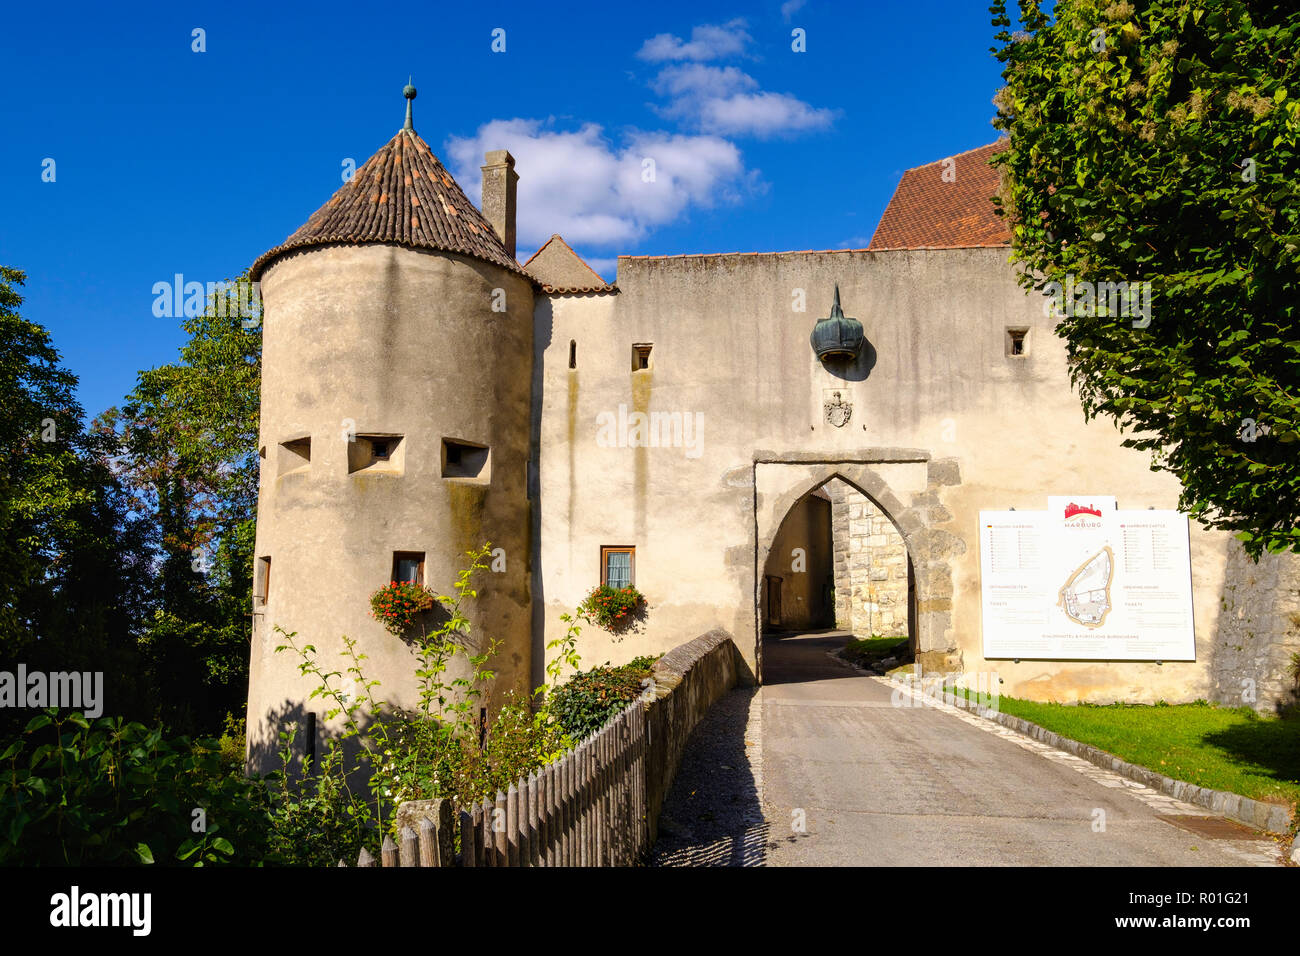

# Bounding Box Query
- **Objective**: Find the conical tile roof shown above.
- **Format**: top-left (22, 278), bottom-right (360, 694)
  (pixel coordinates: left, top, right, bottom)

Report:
top-left (251, 128), bottom-right (528, 280)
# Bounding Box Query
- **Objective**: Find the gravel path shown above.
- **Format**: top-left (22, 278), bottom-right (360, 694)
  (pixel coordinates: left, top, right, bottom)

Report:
top-left (649, 685), bottom-right (770, 866)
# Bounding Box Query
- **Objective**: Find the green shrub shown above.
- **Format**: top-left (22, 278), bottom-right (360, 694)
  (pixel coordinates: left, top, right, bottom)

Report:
top-left (548, 658), bottom-right (656, 741)
top-left (272, 545), bottom-right (578, 857)
top-left (265, 723), bottom-right (373, 868)
top-left (0, 710), bottom-right (271, 866)
top-left (217, 711), bottom-right (246, 775)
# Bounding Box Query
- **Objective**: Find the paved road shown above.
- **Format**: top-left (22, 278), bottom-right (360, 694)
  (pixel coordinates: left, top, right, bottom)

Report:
top-left (760, 631), bottom-right (1280, 866)
top-left (652, 630), bottom-right (1283, 866)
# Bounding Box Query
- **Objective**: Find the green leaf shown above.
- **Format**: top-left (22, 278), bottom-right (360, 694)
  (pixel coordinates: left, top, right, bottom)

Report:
top-left (23, 715), bottom-right (52, 733)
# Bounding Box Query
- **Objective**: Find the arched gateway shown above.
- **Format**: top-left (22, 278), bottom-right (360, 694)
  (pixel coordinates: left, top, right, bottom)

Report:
top-left (754, 460), bottom-right (959, 682)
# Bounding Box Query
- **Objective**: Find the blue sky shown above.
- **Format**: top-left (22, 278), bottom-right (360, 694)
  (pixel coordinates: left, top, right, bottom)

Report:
top-left (2, 0), bottom-right (1012, 420)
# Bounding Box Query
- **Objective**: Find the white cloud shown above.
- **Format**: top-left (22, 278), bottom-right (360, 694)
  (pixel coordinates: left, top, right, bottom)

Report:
top-left (583, 256), bottom-right (619, 279)
top-left (445, 119), bottom-right (753, 250)
top-left (651, 64), bottom-right (756, 101)
top-left (435, 19), bottom-right (833, 254)
top-left (636, 19), bottom-right (752, 62)
top-left (696, 90), bottom-right (834, 138)
top-left (781, 0), bottom-right (808, 23)
top-left (649, 63), bottom-right (836, 139)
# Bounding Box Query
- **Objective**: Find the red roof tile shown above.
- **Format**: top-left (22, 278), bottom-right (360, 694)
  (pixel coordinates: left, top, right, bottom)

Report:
top-left (251, 129), bottom-right (528, 281)
top-left (868, 141), bottom-right (1011, 250)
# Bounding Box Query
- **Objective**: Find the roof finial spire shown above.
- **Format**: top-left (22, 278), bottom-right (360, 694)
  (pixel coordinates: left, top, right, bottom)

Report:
top-left (402, 77), bottom-right (417, 131)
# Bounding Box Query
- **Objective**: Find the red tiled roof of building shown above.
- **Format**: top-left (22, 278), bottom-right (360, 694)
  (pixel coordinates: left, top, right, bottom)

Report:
top-left (251, 129), bottom-right (529, 281)
top-left (868, 141), bottom-right (1011, 251)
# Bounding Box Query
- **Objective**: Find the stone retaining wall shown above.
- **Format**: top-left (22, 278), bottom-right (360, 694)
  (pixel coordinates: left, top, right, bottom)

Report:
top-left (644, 628), bottom-right (752, 845)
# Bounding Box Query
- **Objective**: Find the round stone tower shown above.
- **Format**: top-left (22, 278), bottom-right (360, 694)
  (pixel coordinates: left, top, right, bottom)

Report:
top-left (245, 86), bottom-right (535, 772)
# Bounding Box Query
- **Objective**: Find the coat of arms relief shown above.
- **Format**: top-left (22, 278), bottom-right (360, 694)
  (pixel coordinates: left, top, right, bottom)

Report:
top-left (824, 389), bottom-right (852, 428)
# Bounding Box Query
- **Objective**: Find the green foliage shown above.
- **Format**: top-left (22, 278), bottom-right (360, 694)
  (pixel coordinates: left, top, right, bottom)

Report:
top-left (547, 613), bottom-right (585, 689)
top-left (217, 712), bottom-right (246, 775)
top-left (976, 691), bottom-right (1300, 814)
top-left (0, 710), bottom-right (270, 866)
top-left (266, 546), bottom-right (664, 862)
top-left (368, 581), bottom-right (435, 635)
top-left (990, 0), bottom-right (1300, 556)
top-left (265, 722), bottom-right (373, 868)
top-left (371, 691), bottom-right (571, 815)
top-left (0, 268), bottom-right (155, 737)
top-left (270, 545), bottom-right (576, 860)
top-left (840, 635), bottom-right (910, 668)
top-left (94, 272), bottom-right (261, 734)
top-left (547, 657), bottom-right (657, 742)
top-left (577, 584), bottom-right (646, 631)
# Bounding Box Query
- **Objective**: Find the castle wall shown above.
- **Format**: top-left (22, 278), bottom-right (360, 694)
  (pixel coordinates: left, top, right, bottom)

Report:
top-left (1210, 545), bottom-right (1300, 713)
top-left (247, 244), bottom-right (535, 772)
top-left (827, 480), bottom-right (910, 638)
top-left (534, 247), bottom-right (1299, 709)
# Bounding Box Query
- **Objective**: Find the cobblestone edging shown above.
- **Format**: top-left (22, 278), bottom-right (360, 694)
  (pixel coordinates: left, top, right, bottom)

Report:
top-left (916, 679), bottom-right (1295, 836)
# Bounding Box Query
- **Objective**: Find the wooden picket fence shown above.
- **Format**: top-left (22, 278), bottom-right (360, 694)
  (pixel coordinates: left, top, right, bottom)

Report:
top-left (349, 693), bottom-right (650, 867)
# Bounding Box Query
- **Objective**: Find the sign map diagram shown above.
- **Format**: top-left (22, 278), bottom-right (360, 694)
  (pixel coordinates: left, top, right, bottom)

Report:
top-left (1057, 545), bottom-right (1114, 628)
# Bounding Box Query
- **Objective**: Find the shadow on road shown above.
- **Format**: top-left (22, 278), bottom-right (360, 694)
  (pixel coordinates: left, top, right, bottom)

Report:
top-left (649, 686), bottom-right (768, 866)
top-left (760, 628), bottom-right (857, 686)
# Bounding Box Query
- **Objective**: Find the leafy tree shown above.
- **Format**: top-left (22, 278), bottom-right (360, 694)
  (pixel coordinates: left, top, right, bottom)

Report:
top-left (0, 269), bottom-right (154, 734)
top-left (0, 266), bottom-right (92, 651)
top-left (96, 275), bottom-right (262, 733)
top-left (990, 0), bottom-right (1300, 556)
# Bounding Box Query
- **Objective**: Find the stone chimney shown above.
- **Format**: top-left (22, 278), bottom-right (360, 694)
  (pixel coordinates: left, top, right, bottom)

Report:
top-left (480, 150), bottom-right (518, 259)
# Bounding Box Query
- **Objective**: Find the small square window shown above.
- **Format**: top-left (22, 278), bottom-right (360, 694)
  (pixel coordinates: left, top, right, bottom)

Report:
top-left (442, 438), bottom-right (490, 482)
top-left (601, 546), bottom-right (635, 588)
top-left (632, 343), bottom-right (652, 371)
top-left (1006, 328), bottom-right (1029, 357)
top-left (348, 435), bottom-right (404, 475)
top-left (392, 551), bottom-right (425, 585)
top-left (277, 436), bottom-right (311, 476)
